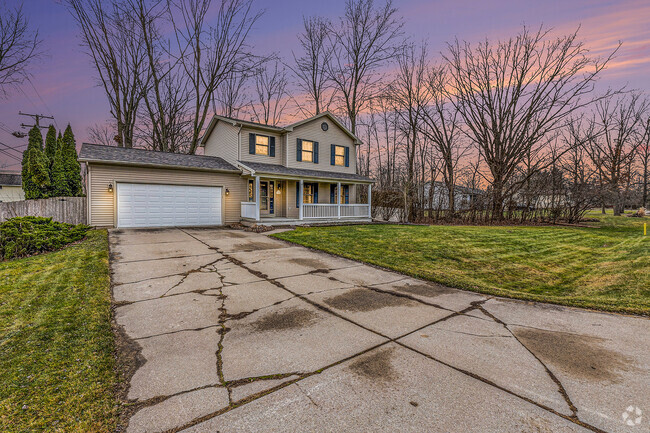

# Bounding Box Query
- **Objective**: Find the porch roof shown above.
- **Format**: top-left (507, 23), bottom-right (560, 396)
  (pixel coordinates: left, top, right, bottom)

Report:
top-left (237, 161), bottom-right (374, 184)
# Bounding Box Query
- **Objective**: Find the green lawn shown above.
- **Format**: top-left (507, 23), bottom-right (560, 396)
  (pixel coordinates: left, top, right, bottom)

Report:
top-left (273, 211), bottom-right (649, 315)
top-left (0, 230), bottom-right (117, 432)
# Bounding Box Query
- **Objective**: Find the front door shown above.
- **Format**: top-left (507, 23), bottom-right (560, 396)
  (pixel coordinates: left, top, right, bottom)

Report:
top-left (260, 181), bottom-right (274, 216)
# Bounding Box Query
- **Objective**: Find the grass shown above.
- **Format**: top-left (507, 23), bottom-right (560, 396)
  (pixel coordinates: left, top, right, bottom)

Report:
top-left (273, 210), bottom-right (650, 315)
top-left (0, 230), bottom-right (117, 432)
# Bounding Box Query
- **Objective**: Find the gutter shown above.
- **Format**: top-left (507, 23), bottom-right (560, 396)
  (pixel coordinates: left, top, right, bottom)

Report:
top-left (79, 159), bottom-right (241, 175)
top-left (236, 161), bottom-right (256, 176)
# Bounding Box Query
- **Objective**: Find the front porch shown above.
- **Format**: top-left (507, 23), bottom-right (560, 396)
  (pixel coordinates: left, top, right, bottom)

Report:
top-left (240, 176), bottom-right (372, 225)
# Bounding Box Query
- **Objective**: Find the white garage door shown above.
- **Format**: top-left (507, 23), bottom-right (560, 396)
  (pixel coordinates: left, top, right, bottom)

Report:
top-left (117, 183), bottom-right (222, 228)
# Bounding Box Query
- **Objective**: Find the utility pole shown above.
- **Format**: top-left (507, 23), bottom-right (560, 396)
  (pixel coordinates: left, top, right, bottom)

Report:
top-left (11, 112), bottom-right (55, 138)
top-left (19, 111), bottom-right (54, 129)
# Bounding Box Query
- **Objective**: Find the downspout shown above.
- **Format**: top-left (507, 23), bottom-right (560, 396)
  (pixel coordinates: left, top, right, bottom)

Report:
top-left (237, 124), bottom-right (243, 161)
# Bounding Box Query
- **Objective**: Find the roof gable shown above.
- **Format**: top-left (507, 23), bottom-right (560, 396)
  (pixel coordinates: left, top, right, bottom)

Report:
top-left (200, 112), bottom-right (362, 146)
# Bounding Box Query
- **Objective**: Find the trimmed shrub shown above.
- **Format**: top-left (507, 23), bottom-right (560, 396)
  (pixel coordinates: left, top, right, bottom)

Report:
top-left (0, 217), bottom-right (90, 260)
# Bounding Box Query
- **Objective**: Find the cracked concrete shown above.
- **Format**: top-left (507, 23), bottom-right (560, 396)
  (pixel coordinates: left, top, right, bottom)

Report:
top-left (109, 227), bottom-right (650, 433)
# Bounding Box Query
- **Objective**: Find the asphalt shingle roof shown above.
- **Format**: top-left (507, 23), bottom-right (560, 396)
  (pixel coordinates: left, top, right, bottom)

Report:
top-left (79, 143), bottom-right (238, 172)
top-left (238, 161), bottom-right (373, 183)
top-left (0, 173), bottom-right (22, 186)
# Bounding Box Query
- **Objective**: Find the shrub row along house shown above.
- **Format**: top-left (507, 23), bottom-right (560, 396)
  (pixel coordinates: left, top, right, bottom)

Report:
top-left (79, 112), bottom-right (374, 228)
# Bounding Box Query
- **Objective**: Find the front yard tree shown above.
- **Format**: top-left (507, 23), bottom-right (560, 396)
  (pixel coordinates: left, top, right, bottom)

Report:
top-left (444, 26), bottom-right (617, 219)
top-left (22, 126), bottom-right (50, 199)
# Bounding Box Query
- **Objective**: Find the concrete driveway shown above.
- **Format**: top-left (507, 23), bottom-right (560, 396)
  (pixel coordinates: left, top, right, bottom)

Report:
top-left (109, 227), bottom-right (649, 433)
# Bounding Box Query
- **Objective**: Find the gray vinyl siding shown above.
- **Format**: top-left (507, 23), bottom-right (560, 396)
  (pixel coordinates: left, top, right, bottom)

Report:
top-left (286, 118), bottom-right (357, 174)
top-left (202, 121), bottom-right (239, 165)
top-left (87, 163), bottom-right (246, 227)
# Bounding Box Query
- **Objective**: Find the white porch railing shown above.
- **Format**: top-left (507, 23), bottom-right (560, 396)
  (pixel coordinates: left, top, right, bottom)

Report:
top-left (303, 203), bottom-right (338, 218)
top-left (302, 203), bottom-right (370, 219)
top-left (241, 202), bottom-right (257, 219)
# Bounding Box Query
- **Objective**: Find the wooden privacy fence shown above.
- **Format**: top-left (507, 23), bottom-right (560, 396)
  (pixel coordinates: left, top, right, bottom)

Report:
top-left (0, 197), bottom-right (87, 225)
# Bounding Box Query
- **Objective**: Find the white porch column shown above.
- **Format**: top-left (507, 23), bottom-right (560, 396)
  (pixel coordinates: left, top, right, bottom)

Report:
top-left (255, 175), bottom-right (261, 221)
top-left (298, 179), bottom-right (304, 220)
top-left (337, 182), bottom-right (341, 219)
top-left (367, 184), bottom-right (372, 219)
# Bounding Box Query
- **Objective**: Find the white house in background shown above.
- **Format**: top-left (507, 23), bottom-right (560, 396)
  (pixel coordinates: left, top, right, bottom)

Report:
top-left (79, 112), bottom-right (374, 228)
top-left (0, 173), bottom-right (24, 202)
top-left (423, 181), bottom-right (483, 210)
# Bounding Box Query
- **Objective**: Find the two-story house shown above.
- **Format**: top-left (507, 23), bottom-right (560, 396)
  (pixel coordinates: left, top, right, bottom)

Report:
top-left (79, 112), bottom-right (373, 228)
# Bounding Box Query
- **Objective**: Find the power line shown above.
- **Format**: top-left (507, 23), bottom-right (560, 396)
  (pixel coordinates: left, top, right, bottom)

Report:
top-left (27, 78), bottom-right (58, 129)
top-left (0, 148), bottom-right (21, 162)
top-left (0, 140), bottom-right (25, 156)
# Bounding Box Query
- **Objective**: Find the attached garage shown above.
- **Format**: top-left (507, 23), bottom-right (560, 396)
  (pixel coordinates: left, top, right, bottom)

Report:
top-left (116, 183), bottom-right (222, 228)
top-left (78, 144), bottom-right (246, 228)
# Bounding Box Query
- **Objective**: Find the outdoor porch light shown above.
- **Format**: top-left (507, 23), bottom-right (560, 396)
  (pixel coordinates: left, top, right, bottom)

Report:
top-left (108, 183), bottom-right (113, 192)
top-left (225, 188), bottom-right (230, 196)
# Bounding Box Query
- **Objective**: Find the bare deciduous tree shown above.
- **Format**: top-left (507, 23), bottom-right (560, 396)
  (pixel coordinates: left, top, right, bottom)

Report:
top-left (291, 16), bottom-right (334, 117)
top-left (169, 0), bottom-right (264, 153)
top-left (67, 0), bottom-right (148, 148)
top-left (583, 93), bottom-right (649, 215)
top-left (326, 0), bottom-right (403, 135)
top-left (419, 63), bottom-right (465, 215)
top-left (213, 71), bottom-right (249, 118)
top-left (0, 3), bottom-right (42, 97)
top-left (639, 116), bottom-right (650, 208)
top-left (444, 26), bottom-right (618, 219)
top-left (251, 61), bottom-right (289, 126)
top-left (387, 43), bottom-right (428, 220)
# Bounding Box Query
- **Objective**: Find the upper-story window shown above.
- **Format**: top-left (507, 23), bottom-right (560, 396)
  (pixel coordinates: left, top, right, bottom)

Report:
top-left (302, 140), bottom-right (314, 162)
top-left (249, 133), bottom-right (275, 157)
top-left (331, 144), bottom-right (349, 167)
top-left (296, 139), bottom-right (319, 163)
top-left (256, 135), bottom-right (269, 155)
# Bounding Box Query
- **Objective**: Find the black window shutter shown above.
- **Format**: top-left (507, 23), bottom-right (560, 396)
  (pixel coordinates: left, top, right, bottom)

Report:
top-left (330, 184), bottom-right (336, 204)
top-left (269, 136), bottom-right (275, 157)
top-left (296, 139), bottom-right (302, 161)
top-left (330, 144), bottom-right (335, 165)
top-left (296, 182), bottom-right (300, 208)
top-left (314, 183), bottom-right (319, 203)
top-left (249, 133), bottom-right (255, 154)
top-left (344, 185), bottom-right (349, 204)
top-left (313, 142), bottom-right (319, 163)
top-left (344, 147), bottom-right (350, 167)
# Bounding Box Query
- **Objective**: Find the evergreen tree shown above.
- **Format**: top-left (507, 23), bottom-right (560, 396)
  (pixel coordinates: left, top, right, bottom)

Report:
top-left (61, 124), bottom-right (83, 196)
top-left (21, 126), bottom-right (50, 199)
top-left (51, 146), bottom-right (70, 197)
top-left (44, 125), bottom-right (57, 168)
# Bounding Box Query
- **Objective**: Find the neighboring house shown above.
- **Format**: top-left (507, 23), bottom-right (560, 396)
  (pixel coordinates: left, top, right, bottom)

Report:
top-left (423, 181), bottom-right (483, 210)
top-left (78, 112), bottom-right (373, 228)
top-left (0, 173), bottom-right (25, 203)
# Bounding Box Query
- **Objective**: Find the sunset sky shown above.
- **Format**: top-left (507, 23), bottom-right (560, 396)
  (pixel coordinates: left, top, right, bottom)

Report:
top-left (1, 0), bottom-right (648, 170)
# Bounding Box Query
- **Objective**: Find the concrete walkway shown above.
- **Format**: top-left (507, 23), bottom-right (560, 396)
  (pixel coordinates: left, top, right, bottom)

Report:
top-left (109, 227), bottom-right (649, 433)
